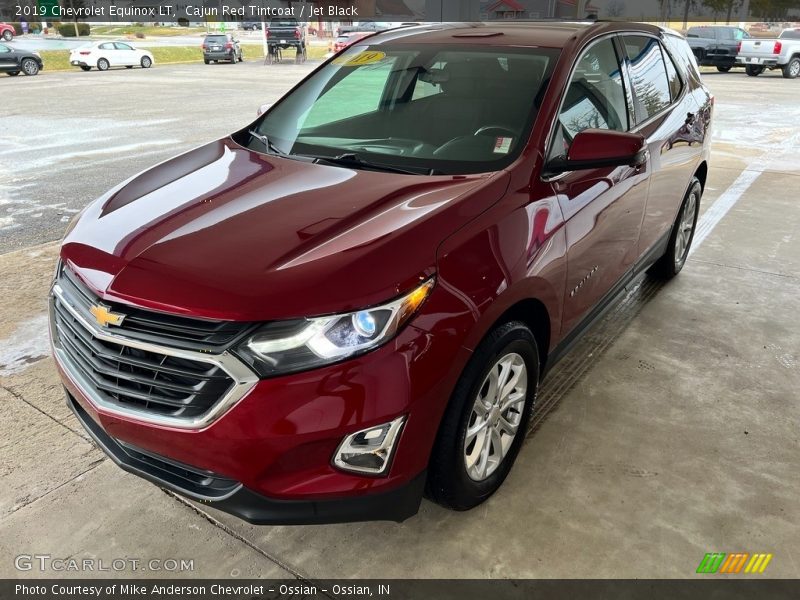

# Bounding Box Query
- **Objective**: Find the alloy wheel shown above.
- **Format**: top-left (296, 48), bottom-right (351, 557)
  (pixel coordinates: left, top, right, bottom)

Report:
top-left (791, 60), bottom-right (800, 78)
top-left (464, 353), bottom-right (528, 481)
top-left (674, 190), bottom-right (697, 267)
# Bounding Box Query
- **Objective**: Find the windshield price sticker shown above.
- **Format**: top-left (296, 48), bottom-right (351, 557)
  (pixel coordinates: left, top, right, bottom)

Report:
top-left (494, 137), bottom-right (513, 154)
top-left (333, 51), bottom-right (387, 67)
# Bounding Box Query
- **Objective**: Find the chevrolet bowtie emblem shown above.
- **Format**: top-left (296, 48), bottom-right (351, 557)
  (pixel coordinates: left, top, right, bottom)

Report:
top-left (89, 303), bottom-right (125, 328)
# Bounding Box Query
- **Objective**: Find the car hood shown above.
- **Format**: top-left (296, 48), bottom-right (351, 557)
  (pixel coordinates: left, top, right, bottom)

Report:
top-left (62, 138), bottom-right (507, 321)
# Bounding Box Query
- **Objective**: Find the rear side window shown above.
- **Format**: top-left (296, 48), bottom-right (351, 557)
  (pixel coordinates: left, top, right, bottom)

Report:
top-left (623, 36), bottom-right (673, 123)
top-left (661, 46), bottom-right (683, 101)
top-left (663, 34), bottom-right (701, 82)
top-left (549, 37), bottom-right (628, 157)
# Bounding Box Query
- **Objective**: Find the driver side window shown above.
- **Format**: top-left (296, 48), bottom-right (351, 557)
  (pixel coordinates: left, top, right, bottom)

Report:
top-left (550, 38), bottom-right (628, 159)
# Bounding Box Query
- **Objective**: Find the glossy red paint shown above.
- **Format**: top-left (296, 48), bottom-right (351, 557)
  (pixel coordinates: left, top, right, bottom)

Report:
top-left (566, 129), bottom-right (646, 163)
top-left (52, 21), bottom-right (713, 523)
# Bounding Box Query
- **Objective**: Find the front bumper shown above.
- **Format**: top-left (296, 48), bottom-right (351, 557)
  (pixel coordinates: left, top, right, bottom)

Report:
top-left (53, 309), bottom-right (469, 524)
top-left (68, 392), bottom-right (425, 524)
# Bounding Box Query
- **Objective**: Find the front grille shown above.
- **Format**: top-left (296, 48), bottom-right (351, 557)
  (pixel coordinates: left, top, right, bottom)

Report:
top-left (52, 266), bottom-right (244, 419)
top-left (59, 266), bottom-right (255, 350)
top-left (69, 394), bottom-right (240, 500)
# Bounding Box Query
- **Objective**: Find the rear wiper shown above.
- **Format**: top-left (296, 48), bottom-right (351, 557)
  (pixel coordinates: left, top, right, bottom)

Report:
top-left (248, 129), bottom-right (286, 156)
top-left (307, 152), bottom-right (436, 176)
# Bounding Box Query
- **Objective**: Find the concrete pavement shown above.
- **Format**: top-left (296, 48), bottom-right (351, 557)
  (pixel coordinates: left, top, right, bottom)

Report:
top-left (0, 67), bottom-right (798, 579)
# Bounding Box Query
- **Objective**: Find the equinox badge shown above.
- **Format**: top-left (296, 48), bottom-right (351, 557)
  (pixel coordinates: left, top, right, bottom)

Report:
top-left (89, 304), bottom-right (125, 328)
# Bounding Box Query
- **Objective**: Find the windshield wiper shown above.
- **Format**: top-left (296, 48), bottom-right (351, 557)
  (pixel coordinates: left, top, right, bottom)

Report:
top-left (306, 152), bottom-right (435, 176)
top-left (248, 129), bottom-right (286, 156)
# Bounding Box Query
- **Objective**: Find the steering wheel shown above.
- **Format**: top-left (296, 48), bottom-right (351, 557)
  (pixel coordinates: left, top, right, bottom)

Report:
top-left (473, 125), bottom-right (517, 138)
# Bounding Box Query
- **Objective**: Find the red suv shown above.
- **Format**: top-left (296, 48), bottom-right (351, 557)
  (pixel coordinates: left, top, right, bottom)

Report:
top-left (52, 22), bottom-right (712, 524)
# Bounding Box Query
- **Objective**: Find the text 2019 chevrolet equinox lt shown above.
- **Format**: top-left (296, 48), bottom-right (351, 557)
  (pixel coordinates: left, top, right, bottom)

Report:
top-left (51, 22), bottom-right (712, 524)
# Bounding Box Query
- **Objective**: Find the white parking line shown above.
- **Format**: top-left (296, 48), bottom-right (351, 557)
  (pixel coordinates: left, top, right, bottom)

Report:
top-left (690, 168), bottom-right (761, 256)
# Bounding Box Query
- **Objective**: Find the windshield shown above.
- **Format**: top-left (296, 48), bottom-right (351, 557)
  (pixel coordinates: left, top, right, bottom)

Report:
top-left (242, 44), bottom-right (559, 175)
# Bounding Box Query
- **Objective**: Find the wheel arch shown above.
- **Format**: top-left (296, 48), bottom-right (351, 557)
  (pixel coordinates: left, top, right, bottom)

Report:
top-left (491, 299), bottom-right (551, 374)
top-left (694, 160), bottom-right (708, 193)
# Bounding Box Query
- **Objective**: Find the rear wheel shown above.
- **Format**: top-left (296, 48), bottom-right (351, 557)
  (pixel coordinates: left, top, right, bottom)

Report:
top-left (203, 59), bottom-right (209, 65)
top-left (97, 58), bottom-right (110, 71)
top-left (427, 321), bottom-right (539, 510)
top-left (21, 58), bottom-right (39, 76)
top-left (80, 65), bottom-right (91, 71)
top-left (716, 65), bottom-right (731, 73)
top-left (650, 178), bottom-right (702, 279)
top-left (141, 56), bottom-right (152, 69)
top-left (1, 30), bottom-right (11, 42)
top-left (782, 57), bottom-right (800, 79)
top-left (745, 64), bottom-right (764, 77)
top-left (295, 45), bottom-right (307, 63)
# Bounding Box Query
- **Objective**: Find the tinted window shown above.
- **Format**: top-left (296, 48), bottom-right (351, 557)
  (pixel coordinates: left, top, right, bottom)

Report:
top-left (550, 38), bottom-right (628, 158)
top-left (205, 35), bottom-right (227, 43)
top-left (0, 43), bottom-right (9, 53)
top-left (99, 43), bottom-right (114, 50)
top-left (114, 43), bottom-right (133, 50)
top-left (250, 45), bottom-right (558, 175)
top-left (624, 36), bottom-right (673, 123)
top-left (686, 27), bottom-right (712, 38)
top-left (661, 46), bottom-right (683, 101)
top-left (780, 29), bottom-right (800, 39)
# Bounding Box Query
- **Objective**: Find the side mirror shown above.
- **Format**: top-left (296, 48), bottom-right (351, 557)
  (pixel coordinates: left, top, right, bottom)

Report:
top-left (545, 129), bottom-right (646, 176)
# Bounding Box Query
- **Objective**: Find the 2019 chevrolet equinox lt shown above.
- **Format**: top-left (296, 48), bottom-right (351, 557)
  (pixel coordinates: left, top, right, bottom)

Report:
top-left (51, 22), bottom-right (712, 524)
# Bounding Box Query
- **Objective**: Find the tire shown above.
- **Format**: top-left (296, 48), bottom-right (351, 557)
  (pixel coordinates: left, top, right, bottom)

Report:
top-left (238, 51), bottom-right (243, 62)
top-left (7, 71), bottom-right (19, 76)
top-left (21, 58), bottom-right (39, 76)
top-left (716, 65), bottom-right (731, 73)
top-left (230, 52), bottom-right (236, 64)
top-left (426, 321), bottom-right (539, 510)
top-left (782, 57), bottom-right (800, 79)
top-left (80, 65), bottom-right (91, 71)
top-left (141, 56), bottom-right (152, 69)
top-left (1, 30), bottom-right (11, 42)
top-left (204, 59), bottom-right (210, 65)
top-left (97, 58), bottom-right (110, 71)
top-left (650, 178), bottom-right (702, 280)
top-left (125, 65), bottom-right (133, 69)
top-left (745, 65), bottom-right (764, 77)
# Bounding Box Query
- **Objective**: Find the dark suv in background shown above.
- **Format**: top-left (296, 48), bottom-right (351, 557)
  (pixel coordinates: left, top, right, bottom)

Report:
top-left (686, 25), bottom-right (750, 71)
top-left (202, 33), bottom-right (243, 64)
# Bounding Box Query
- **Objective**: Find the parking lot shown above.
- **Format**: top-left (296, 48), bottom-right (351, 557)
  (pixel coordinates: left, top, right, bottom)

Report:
top-left (1, 62), bottom-right (799, 578)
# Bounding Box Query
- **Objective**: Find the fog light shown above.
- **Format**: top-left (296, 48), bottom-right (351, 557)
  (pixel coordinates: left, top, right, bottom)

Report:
top-left (333, 416), bottom-right (405, 475)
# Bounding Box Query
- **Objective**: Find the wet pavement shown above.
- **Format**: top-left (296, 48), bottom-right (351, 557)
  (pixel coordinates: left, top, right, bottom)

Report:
top-left (0, 66), bottom-right (798, 579)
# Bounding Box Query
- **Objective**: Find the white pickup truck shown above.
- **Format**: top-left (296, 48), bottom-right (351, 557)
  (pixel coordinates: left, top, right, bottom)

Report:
top-left (737, 28), bottom-right (800, 78)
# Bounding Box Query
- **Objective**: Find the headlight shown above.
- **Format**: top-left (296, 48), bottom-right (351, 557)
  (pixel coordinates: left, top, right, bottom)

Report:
top-left (234, 278), bottom-right (434, 377)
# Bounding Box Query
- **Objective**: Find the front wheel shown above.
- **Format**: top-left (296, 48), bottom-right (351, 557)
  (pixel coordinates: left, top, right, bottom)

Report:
top-left (141, 56), bottom-right (152, 69)
top-left (782, 57), bottom-right (800, 79)
top-left (1, 30), bottom-right (11, 42)
top-left (426, 321), bottom-right (539, 510)
top-left (21, 58), bottom-right (39, 76)
top-left (745, 64), bottom-right (764, 77)
top-left (716, 65), bottom-right (732, 73)
top-left (650, 178), bottom-right (702, 279)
